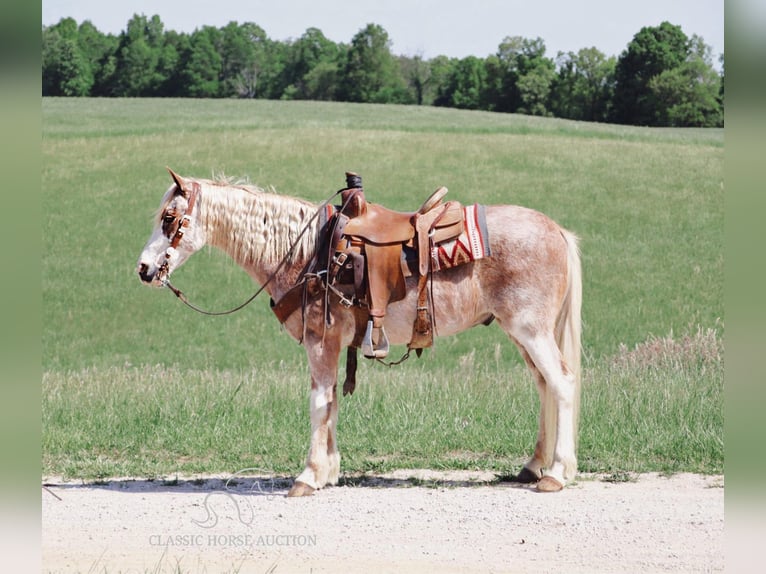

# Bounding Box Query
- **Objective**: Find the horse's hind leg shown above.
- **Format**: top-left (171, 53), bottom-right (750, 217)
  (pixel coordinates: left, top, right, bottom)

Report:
top-left (288, 334), bottom-right (342, 497)
top-left (510, 329), bottom-right (578, 491)
top-left (512, 342), bottom-right (548, 484)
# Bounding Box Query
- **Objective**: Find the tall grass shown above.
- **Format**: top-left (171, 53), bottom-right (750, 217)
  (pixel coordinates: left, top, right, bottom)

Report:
top-left (42, 98), bottom-right (723, 478)
top-left (42, 328), bottom-right (723, 479)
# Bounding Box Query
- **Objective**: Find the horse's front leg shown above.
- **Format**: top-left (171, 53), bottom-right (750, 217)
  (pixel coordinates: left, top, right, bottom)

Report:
top-left (288, 333), bottom-right (342, 497)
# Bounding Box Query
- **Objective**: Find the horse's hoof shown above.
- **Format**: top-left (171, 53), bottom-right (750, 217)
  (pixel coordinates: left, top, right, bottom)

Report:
top-left (512, 467), bottom-right (541, 484)
top-left (536, 476), bottom-right (564, 492)
top-left (287, 481), bottom-right (316, 497)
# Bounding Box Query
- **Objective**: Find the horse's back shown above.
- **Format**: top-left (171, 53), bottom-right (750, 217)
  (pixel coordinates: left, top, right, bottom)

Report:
top-left (482, 204), bottom-right (572, 276)
top-left (486, 203), bottom-right (568, 246)
top-left (380, 204), bottom-right (573, 343)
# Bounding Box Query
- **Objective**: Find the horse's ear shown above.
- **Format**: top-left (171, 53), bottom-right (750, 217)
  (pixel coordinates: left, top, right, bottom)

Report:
top-left (166, 167), bottom-right (188, 197)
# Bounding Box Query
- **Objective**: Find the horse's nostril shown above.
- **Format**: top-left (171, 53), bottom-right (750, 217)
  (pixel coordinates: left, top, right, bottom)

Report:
top-left (138, 263), bottom-right (154, 283)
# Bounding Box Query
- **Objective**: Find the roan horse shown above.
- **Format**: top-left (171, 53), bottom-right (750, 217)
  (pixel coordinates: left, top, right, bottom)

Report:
top-left (137, 169), bottom-right (582, 496)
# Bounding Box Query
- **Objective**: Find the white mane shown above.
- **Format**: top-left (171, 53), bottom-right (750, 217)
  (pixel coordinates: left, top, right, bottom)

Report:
top-left (197, 177), bottom-right (320, 267)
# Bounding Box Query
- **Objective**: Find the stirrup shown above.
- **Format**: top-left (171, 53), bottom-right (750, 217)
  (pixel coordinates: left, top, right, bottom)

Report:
top-left (362, 320), bottom-right (390, 359)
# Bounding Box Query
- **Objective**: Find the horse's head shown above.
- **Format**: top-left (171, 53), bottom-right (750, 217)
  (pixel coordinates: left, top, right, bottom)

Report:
top-left (137, 169), bottom-right (207, 286)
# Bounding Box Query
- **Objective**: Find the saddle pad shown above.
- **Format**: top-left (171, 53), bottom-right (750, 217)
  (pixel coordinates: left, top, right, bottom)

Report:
top-left (432, 204), bottom-right (491, 271)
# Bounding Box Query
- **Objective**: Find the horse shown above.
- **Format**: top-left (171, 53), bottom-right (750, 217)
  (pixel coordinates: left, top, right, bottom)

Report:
top-left (137, 169), bottom-right (582, 496)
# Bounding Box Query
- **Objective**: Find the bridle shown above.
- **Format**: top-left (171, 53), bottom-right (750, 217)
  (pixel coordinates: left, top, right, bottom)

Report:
top-left (157, 179), bottom-right (345, 317)
top-left (156, 180), bottom-right (200, 286)
top-left (156, 178), bottom-right (266, 316)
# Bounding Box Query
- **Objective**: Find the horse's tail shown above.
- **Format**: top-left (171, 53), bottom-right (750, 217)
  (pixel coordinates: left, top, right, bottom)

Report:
top-left (544, 228), bottom-right (582, 478)
top-left (556, 229), bottom-right (582, 394)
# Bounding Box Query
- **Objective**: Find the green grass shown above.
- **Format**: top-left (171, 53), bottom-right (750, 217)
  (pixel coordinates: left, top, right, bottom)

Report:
top-left (42, 98), bottom-right (723, 478)
top-left (43, 97), bottom-right (724, 145)
top-left (42, 328), bottom-right (723, 479)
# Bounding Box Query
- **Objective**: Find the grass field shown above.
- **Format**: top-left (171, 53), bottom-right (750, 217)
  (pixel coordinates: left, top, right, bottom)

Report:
top-left (42, 98), bottom-right (723, 479)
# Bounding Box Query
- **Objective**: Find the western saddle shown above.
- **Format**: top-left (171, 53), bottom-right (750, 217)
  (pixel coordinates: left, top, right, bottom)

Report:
top-left (271, 172), bottom-right (468, 393)
top-left (332, 171), bottom-right (465, 357)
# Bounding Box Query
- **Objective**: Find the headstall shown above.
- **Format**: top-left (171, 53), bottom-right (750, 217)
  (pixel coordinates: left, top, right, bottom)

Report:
top-left (157, 180), bottom-right (200, 284)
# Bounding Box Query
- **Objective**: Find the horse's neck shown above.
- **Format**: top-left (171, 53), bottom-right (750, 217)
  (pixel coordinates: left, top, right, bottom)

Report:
top-left (199, 183), bottom-right (318, 292)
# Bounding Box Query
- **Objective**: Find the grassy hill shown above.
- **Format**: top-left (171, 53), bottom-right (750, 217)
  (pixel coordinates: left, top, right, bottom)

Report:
top-left (42, 98), bottom-right (723, 478)
top-left (42, 98), bottom-right (722, 370)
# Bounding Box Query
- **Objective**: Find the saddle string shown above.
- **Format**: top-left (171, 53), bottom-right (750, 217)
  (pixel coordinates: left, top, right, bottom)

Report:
top-left (374, 348), bottom-right (412, 367)
top-left (163, 187), bottom-right (347, 316)
top-left (323, 189), bottom-right (361, 322)
top-left (305, 188), bottom-right (362, 347)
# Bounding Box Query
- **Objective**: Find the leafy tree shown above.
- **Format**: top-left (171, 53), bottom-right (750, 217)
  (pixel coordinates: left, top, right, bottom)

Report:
top-left (108, 14), bottom-right (169, 96)
top-left (400, 54), bottom-right (432, 105)
top-left (42, 18), bottom-right (96, 96)
top-left (551, 47), bottom-right (616, 121)
top-left (487, 36), bottom-right (555, 115)
top-left (612, 21), bottom-right (690, 125)
top-left (482, 54), bottom-right (504, 111)
top-left (436, 56), bottom-right (487, 109)
top-left (40, 13), bottom-right (724, 127)
top-left (151, 30), bottom-right (182, 96)
top-left (338, 23), bottom-right (401, 103)
top-left (42, 30), bottom-right (91, 96)
top-left (429, 55), bottom-right (457, 107)
top-left (117, 38), bottom-right (155, 95)
top-left (218, 22), bottom-right (272, 98)
top-left (258, 39), bottom-right (291, 99)
top-left (180, 26), bottom-right (222, 97)
top-left (76, 21), bottom-right (117, 94)
top-left (648, 35), bottom-right (723, 126)
top-left (281, 27), bottom-right (341, 99)
top-left (42, 24), bottom-right (73, 95)
top-left (300, 60), bottom-right (341, 100)
top-left (516, 61), bottom-right (555, 116)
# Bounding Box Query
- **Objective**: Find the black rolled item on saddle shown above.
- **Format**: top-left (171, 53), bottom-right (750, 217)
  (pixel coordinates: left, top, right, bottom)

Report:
top-left (340, 172), bottom-right (366, 219)
top-left (345, 172), bottom-right (363, 190)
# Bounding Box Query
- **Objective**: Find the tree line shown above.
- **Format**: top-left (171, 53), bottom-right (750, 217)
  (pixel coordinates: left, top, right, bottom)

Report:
top-left (42, 15), bottom-right (724, 127)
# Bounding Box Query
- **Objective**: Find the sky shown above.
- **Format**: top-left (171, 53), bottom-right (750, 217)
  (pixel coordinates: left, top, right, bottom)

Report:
top-left (42, 0), bottom-right (725, 64)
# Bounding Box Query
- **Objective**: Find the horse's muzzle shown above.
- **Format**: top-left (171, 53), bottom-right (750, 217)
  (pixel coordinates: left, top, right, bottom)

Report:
top-left (137, 263), bottom-right (155, 284)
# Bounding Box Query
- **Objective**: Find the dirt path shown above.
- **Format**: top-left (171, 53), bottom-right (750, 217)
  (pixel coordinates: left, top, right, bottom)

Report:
top-left (42, 470), bottom-right (723, 573)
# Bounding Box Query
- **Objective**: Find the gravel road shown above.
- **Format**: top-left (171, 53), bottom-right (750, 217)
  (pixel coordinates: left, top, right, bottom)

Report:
top-left (42, 470), bottom-right (723, 573)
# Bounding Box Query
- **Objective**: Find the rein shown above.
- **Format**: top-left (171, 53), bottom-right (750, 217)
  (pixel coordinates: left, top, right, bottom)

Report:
top-left (161, 184), bottom-right (344, 317)
top-left (163, 278), bottom-right (269, 316)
